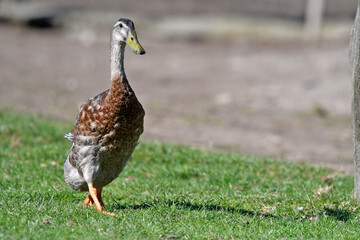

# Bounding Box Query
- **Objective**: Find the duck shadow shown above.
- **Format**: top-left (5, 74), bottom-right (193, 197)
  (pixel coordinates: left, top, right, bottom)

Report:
top-left (111, 199), bottom-right (277, 219)
top-left (111, 200), bottom-right (353, 222)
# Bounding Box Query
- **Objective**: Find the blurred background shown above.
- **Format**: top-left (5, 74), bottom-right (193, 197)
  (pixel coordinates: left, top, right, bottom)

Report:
top-left (0, 0), bottom-right (357, 172)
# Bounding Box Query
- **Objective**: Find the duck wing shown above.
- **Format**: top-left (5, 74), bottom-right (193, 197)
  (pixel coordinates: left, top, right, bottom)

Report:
top-left (67, 89), bottom-right (110, 168)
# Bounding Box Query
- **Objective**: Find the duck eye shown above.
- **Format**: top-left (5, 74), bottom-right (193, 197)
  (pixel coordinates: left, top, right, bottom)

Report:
top-left (119, 23), bottom-right (123, 28)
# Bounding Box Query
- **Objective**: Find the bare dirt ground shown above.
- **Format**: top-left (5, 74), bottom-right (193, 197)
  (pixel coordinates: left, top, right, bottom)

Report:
top-left (0, 0), bottom-right (355, 173)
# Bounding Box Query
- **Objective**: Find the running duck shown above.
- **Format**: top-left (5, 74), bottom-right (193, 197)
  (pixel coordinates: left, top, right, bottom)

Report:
top-left (64, 18), bottom-right (145, 215)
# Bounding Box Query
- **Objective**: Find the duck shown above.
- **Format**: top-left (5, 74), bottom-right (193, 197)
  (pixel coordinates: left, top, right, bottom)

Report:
top-left (63, 18), bottom-right (146, 215)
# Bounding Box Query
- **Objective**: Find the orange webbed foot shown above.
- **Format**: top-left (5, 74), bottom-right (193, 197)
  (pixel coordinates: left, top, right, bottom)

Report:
top-left (100, 211), bottom-right (116, 216)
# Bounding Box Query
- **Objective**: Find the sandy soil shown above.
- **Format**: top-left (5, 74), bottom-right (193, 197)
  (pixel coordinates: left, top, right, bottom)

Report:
top-left (0, 10), bottom-right (354, 173)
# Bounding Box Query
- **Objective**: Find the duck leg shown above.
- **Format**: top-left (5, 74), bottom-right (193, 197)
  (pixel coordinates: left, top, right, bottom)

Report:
top-left (96, 187), bottom-right (105, 207)
top-left (82, 188), bottom-right (104, 207)
top-left (88, 184), bottom-right (103, 211)
top-left (88, 184), bottom-right (115, 216)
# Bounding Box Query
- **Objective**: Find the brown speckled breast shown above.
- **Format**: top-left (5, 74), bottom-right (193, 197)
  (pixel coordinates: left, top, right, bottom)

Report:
top-left (68, 75), bottom-right (144, 187)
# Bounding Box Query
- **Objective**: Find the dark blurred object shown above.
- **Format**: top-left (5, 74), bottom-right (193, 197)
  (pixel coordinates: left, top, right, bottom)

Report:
top-left (27, 16), bottom-right (57, 29)
top-left (0, 0), bottom-right (63, 28)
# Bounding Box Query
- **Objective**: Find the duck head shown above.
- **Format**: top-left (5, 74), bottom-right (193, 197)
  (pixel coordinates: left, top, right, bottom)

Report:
top-left (112, 18), bottom-right (146, 55)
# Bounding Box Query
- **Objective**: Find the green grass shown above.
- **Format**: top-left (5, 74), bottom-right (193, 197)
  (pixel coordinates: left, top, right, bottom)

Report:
top-left (0, 109), bottom-right (359, 239)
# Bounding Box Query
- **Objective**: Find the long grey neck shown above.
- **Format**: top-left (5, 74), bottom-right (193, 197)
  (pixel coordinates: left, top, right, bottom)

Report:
top-left (110, 37), bottom-right (126, 80)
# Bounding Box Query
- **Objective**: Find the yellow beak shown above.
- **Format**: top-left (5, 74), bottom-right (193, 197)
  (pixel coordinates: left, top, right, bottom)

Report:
top-left (127, 32), bottom-right (145, 55)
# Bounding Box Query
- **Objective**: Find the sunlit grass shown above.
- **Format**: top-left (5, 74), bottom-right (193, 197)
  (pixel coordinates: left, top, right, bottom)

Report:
top-left (0, 109), bottom-right (359, 239)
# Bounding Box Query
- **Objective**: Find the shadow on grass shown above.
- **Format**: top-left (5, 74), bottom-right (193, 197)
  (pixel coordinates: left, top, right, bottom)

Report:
top-left (112, 199), bottom-right (277, 219)
top-left (111, 200), bottom-right (354, 222)
top-left (323, 208), bottom-right (351, 222)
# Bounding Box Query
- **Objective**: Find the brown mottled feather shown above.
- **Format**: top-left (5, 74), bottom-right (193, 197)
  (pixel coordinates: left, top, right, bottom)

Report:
top-left (69, 75), bottom-right (145, 169)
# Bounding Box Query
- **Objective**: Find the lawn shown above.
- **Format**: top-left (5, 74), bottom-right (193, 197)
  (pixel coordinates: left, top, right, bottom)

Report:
top-left (0, 109), bottom-right (359, 239)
